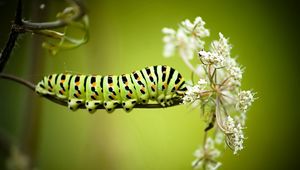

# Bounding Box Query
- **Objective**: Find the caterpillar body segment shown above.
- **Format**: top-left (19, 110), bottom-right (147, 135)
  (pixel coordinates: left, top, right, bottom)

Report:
top-left (119, 74), bottom-right (138, 112)
top-left (54, 74), bottom-right (72, 99)
top-left (68, 75), bottom-right (87, 110)
top-left (141, 66), bottom-right (158, 101)
top-left (102, 75), bottom-right (122, 112)
top-left (131, 70), bottom-right (150, 104)
top-left (85, 75), bottom-right (104, 113)
top-left (35, 65), bottom-right (187, 113)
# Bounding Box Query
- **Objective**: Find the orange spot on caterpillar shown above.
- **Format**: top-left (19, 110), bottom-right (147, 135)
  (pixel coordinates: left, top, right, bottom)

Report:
top-left (59, 90), bottom-right (64, 95)
top-left (92, 82), bottom-right (96, 87)
top-left (76, 82), bottom-right (80, 86)
top-left (164, 83), bottom-right (167, 88)
top-left (174, 85), bottom-right (178, 90)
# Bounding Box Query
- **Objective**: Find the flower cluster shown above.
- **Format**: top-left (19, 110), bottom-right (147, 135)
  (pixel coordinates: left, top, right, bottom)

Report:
top-left (162, 17), bottom-right (256, 169)
top-left (237, 90), bottom-right (255, 112)
top-left (162, 17), bottom-right (209, 60)
top-left (182, 79), bottom-right (208, 105)
top-left (192, 138), bottom-right (221, 170)
top-left (222, 116), bottom-right (245, 154)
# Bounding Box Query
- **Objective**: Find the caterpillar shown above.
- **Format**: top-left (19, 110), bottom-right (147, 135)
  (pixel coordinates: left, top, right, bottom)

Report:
top-left (35, 65), bottom-right (187, 113)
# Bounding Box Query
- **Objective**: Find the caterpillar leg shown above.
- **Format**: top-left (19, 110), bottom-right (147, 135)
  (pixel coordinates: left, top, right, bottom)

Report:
top-left (103, 101), bottom-right (120, 113)
top-left (56, 93), bottom-right (68, 100)
top-left (157, 94), bottom-right (167, 107)
top-left (85, 101), bottom-right (102, 113)
top-left (122, 99), bottom-right (137, 112)
top-left (68, 99), bottom-right (84, 111)
top-left (139, 97), bottom-right (149, 104)
top-left (164, 94), bottom-right (174, 106)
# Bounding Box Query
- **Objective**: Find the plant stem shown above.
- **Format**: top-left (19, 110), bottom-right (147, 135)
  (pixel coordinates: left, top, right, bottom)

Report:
top-left (0, 73), bottom-right (35, 91)
top-left (22, 0), bottom-right (86, 30)
top-left (0, 0), bottom-right (23, 72)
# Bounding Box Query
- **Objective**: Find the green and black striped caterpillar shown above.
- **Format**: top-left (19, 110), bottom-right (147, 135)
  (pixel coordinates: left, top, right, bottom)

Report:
top-left (35, 65), bottom-right (187, 113)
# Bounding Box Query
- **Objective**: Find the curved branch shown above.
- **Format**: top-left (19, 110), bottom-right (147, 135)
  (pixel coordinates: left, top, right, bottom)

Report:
top-left (0, 73), bottom-right (182, 110)
top-left (0, 73), bottom-right (35, 91)
top-left (0, 0), bottom-right (23, 72)
top-left (22, 0), bottom-right (86, 30)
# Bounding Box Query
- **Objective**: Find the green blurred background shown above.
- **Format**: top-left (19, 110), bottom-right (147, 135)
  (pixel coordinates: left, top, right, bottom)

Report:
top-left (0, 0), bottom-right (299, 169)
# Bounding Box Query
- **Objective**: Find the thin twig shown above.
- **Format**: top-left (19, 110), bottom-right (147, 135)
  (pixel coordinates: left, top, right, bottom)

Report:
top-left (215, 97), bottom-right (227, 133)
top-left (180, 54), bottom-right (198, 76)
top-left (22, 0), bottom-right (86, 30)
top-left (0, 73), bottom-right (182, 109)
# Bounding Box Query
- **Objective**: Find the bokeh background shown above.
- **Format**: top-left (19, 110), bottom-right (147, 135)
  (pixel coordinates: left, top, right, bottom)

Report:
top-left (0, 0), bottom-right (299, 169)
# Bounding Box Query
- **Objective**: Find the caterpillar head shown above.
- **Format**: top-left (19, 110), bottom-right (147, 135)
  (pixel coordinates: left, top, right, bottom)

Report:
top-left (176, 88), bottom-right (187, 96)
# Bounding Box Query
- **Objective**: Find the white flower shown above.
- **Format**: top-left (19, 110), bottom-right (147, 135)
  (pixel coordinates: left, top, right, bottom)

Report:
top-left (224, 116), bottom-right (235, 130)
top-left (198, 50), bottom-right (225, 67)
top-left (211, 33), bottom-right (231, 58)
top-left (222, 116), bottom-right (245, 154)
top-left (182, 85), bottom-right (201, 104)
top-left (190, 36), bottom-right (205, 52)
top-left (198, 32), bottom-right (234, 68)
top-left (162, 27), bottom-right (176, 34)
top-left (236, 90), bottom-right (255, 112)
top-left (162, 28), bottom-right (177, 57)
top-left (228, 66), bottom-right (243, 80)
top-left (177, 29), bottom-right (195, 60)
top-left (224, 57), bottom-right (238, 68)
top-left (182, 79), bottom-right (209, 105)
top-left (162, 17), bottom-right (210, 60)
top-left (198, 79), bottom-right (208, 86)
top-left (182, 17), bottom-right (210, 38)
top-left (192, 138), bottom-right (222, 170)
